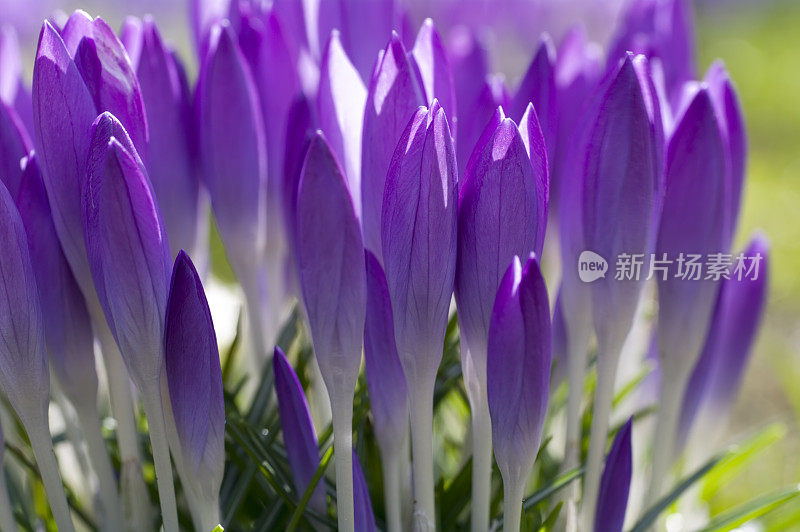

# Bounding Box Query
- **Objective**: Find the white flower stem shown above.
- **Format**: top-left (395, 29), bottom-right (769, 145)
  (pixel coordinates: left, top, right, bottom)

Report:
top-left (382, 447), bottom-right (403, 532)
top-left (93, 314), bottom-right (151, 530)
top-left (502, 478), bottom-right (525, 532)
top-left (644, 363), bottom-right (688, 509)
top-left (580, 342), bottom-right (622, 531)
top-left (331, 395), bottom-right (355, 532)
top-left (198, 501), bottom-right (222, 532)
top-left (471, 398), bottom-right (492, 532)
top-left (74, 400), bottom-right (124, 531)
top-left (0, 464), bottom-right (17, 532)
top-left (26, 417), bottom-right (75, 532)
top-left (141, 393), bottom-right (179, 532)
top-left (408, 379), bottom-right (436, 530)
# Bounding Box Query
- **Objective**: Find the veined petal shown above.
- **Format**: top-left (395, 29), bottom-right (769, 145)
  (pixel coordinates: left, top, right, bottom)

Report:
top-left (511, 35), bottom-right (556, 164)
top-left (0, 101), bottom-right (30, 198)
top-left (594, 418), bottom-right (633, 532)
top-left (296, 132), bottom-right (366, 394)
top-left (411, 19), bottom-right (456, 138)
top-left (165, 251), bottom-right (225, 500)
top-left (361, 32), bottom-right (424, 260)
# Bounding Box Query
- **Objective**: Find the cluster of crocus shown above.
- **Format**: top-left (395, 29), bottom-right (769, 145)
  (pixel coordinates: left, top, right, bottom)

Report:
top-left (0, 0), bottom-right (771, 530)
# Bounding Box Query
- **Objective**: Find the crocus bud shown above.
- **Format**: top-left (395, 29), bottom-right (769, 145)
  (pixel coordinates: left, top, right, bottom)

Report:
top-left (0, 101), bottom-right (30, 198)
top-left (282, 94), bottom-right (315, 255)
top-left (510, 34), bottom-right (556, 165)
top-left (382, 101), bottom-right (457, 388)
top-left (128, 17), bottom-right (200, 260)
top-left (0, 179), bottom-right (48, 427)
top-left (552, 25), bottom-right (601, 212)
top-left (705, 61), bottom-right (746, 235)
top-left (457, 75), bottom-right (511, 178)
top-left (318, 30), bottom-right (366, 213)
top-left (364, 250), bottom-right (409, 456)
top-left (361, 33), bottom-right (425, 259)
top-left (594, 418), bottom-right (633, 532)
top-left (0, 178), bottom-right (74, 531)
top-left (606, 0), bottom-right (695, 102)
top-left (679, 235), bottom-right (768, 448)
top-left (273, 346), bottom-right (326, 512)
top-left (411, 19), bottom-right (456, 137)
top-left (83, 129), bottom-right (170, 390)
top-left (338, 0), bottom-right (397, 79)
top-left (296, 131), bottom-right (366, 530)
top-left (189, 0), bottom-right (231, 59)
top-left (517, 102), bottom-right (550, 255)
top-left (32, 20), bottom-right (98, 292)
top-left (63, 10), bottom-right (148, 154)
top-left (165, 251), bottom-right (225, 527)
top-left (487, 255), bottom-right (551, 532)
top-left (16, 154), bottom-right (97, 405)
top-left (455, 107), bottom-right (543, 402)
top-left (551, 291), bottom-right (568, 386)
top-left (196, 22), bottom-right (267, 280)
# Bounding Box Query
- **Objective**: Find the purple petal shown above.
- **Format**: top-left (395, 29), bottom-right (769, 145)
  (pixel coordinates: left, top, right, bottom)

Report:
top-left (296, 132), bottom-right (366, 393)
top-left (61, 10), bottom-right (94, 55)
top-left (0, 25), bottom-right (22, 104)
top-left (190, 0), bottom-right (232, 59)
top-left (273, 346), bottom-right (326, 512)
top-left (552, 25), bottom-right (601, 213)
top-left (382, 102), bottom-right (457, 373)
top-left (71, 14), bottom-right (149, 154)
top-left (82, 136), bottom-right (170, 389)
top-left (455, 110), bottom-right (541, 366)
top-left (360, 33), bottom-right (425, 260)
top-left (16, 154), bottom-right (97, 402)
top-left (580, 55), bottom-right (664, 345)
top-left (705, 61), bottom-right (746, 236)
top-left (0, 179), bottom-right (48, 418)
top-left (679, 235), bottom-right (768, 446)
top-left (196, 22), bottom-right (267, 274)
top-left (487, 254), bottom-right (551, 480)
top-left (318, 30), bottom-right (367, 215)
top-left (136, 18), bottom-right (200, 259)
top-left (410, 19), bottom-right (457, 138)
top-left (165, 251), bottom-right (225, 492)
top-left (32, 20), bottom-right (98, 293)
top-left (656, 87), bottom-right (730, 358)
top-left (339, 0), bottom-right (398, 80)
top-left (353, 450), bottom-right (377, 532)
top-left (518, 102), bottom-right (550, 255)
top-left (457, 75), bottom-right (511, 178)
top-left (511, 35), bottom-right (556, 164)
top-left (282, 94), bottom-right (315, 255)
top-left (551, 290), bottom-right (567, 385)
top-left (119, 16), bottom-right (143, 67)
top-left (594, 417), bottom-right (633, 532)
top-left (364, 250), bottom-right (409, 454)
top-left (0, 101), bottom-right (30, 198)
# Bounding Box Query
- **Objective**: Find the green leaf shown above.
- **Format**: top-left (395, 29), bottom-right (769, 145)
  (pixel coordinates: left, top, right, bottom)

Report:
top-left (696, 486), bottom-right (800, 531)
top-left (629, 453), bottom-right (725, 532)
top-left (700, 422), bottom-right (786, 501)
top-left (538, 501), bottom-right (563, 532)
top-left (286, 445), bottom-right (334, 532)
top-left (491, 467), bottom-right (583, 529)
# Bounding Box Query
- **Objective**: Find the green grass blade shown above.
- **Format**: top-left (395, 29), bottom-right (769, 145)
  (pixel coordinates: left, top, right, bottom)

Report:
top-left (695, 486), bottom-right (800, 532)
top-left (286, 445), bottom-right (334, 532)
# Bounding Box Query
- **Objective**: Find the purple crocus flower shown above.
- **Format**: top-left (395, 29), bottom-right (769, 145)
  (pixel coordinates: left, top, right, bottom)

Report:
top-left (62, 10), bottom-right (148, 155)
top-left (361, 32), bottom-right (424, 260)
top-left (679, 235), bottom-right (769, 450)
top-left (196, 22), bottom-right (267, 303)
top-left (381, 100), bottom-right (457, 527)
top-left (410, 19), bottom-right (456, 137)
top-left (0, 25), bottom-right (34, 134)
top-left (487, 254), bottom-right (551, 532)
top-left (282, 94), bottom-right (315, 256)
top-left (364, 250), bottom-right (408, 532)
top-left (647, 84), bottom-right (731, 505)
top-left (123, 17), bottom-right (201, 260)
top-left (0, 179), bottom-right (74, 531)
top-left (606, 0), bottom-right (696, 103)
top-left (594, 418), bottom-right (633, 532)
top-left (458, 75), bottom-right (511, 179)
top-left (318, 30), bottom-right (366, 213)
top-left (551, 25), bottom-right (601, 215)
top-left (296, 131), bottom-right (366, 531)
top-left (273, 346), bottom-right (326, 513)
top-left (510, 34), bottom-right (556, 166)
top-left (164, 251), bottom-right (225, 529)
top-left (557, 54), bottom-right (662, 526)
top-left (82, 121), bottom-right (178, 531)
top-left (455, 106), bottom-right (544, 532)
top-left (189, 0), bottom-right (231, 58)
